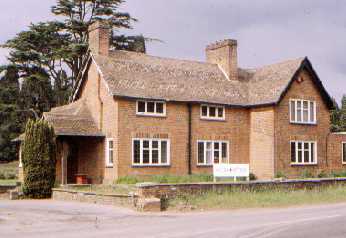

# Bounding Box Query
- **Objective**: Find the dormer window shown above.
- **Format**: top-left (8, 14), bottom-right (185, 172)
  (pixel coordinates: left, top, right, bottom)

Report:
top-left (136, 100), bottom-right (166, 117)
top-left (200, 105), bottom-right (225, 120)
top-left (290, 99), bottom-right (316, 124)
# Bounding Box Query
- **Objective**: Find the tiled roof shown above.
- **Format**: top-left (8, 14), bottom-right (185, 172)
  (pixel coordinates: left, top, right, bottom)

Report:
top-left (43, 100), bottom-right (104, 137)
top-left (92, 51), bottom-right (328, 107)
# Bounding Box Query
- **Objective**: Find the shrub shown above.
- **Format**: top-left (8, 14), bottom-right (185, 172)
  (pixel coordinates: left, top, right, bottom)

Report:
top-left (116, 174), bottom-right (214, 185)
top-left (275, 171), bottom-right (287, 179)
top-left (22, 119), bottom-right (56, 198)
top-left (249, 173), bottom-right (257, 181)
top-left (300, 169), bottom-right (314, 179)
top-left (317, 171), bottom-right (328, 178)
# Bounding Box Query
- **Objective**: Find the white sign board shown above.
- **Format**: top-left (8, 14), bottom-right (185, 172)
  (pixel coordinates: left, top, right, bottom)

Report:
top-left (213, 164), bottom-right (250, 179)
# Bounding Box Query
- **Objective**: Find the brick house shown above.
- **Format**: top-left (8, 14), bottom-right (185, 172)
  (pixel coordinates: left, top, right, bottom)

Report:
top-left (18, 21), bottom-right (346, 184)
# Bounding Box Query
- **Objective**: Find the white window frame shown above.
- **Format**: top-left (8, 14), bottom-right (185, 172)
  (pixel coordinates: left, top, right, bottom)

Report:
top-left (289, 99), bottom-right (317, 124)
top-left (342, 142), bottom-right (346, 165)
top-left (197, 140), bottom-right (230, 166)
top-left (200, 105), bottom-right (225, 121)
top-left (105, 138), bottom-right (114, 167)
top-left (290, 141), bottom-right (317, 165)
top-left (136, 100), bottom-right (166, 117)
top-left (18, 146), bottom-right (22, 168)
top-left (132, 138), bottom-right (170, 166)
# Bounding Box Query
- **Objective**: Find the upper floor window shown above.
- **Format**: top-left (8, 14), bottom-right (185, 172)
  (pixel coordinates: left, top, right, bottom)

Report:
top-left (200, 105), bottom-right (225, 120)
top-left (291, 141), bottom-right (317, 165)
top-left (342, 142), bottom-right (346, 164)
top-left (290, 99), bottom-right (316, 124)
top-left (105, 138), bottom-right (114, 167)
top-left (133, 138), bottom-right (170, 166)
top-left (136, 101), bottom-right (166, 117)
top-left (197, 140), bottom-right (229, 166)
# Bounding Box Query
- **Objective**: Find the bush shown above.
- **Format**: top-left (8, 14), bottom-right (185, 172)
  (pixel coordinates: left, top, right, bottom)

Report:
top-left (275, 171), bottom-right (287, 179)
top-left (116, 174), bottom-right (214, 185)
top-left (22, 119), bottom-right (56, 198)
top-left (249, 173), bottom-right (257, 181)
top-left (300, 169), bottom-right (314, 179)
top-left (317, 171), bottom-right (328, 178)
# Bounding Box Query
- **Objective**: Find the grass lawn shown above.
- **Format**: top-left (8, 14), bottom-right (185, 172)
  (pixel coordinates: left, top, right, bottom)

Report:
top-left (0, 161), bottom-right (18, 180)
top-left (0, 179), bottom-right (17, 186)
top-left (169, 185), bottom-right (346, 211)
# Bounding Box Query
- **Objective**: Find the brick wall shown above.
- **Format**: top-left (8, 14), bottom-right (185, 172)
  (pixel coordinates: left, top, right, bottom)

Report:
top-left (249, 107), bottom-right (275, 179)
top-left (275, 70), bottom-right (332, 178)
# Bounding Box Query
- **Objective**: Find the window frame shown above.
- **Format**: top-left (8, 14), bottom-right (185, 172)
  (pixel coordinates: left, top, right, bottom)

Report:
top-left (342, 142), bottom-right (346, 165)
top-left (105, 138), bottom-right (114, 167)
top-left (132, 138), bottom-right (171, 166)
top-left (290, 140), bottom-right (317, 165)
top-left (136, 100), bottom-right (166, 117)
top-left (289, 99), bottom-right (317, 125)
top-left (197, 140), bottom-right (230, 166)
top-left (200, 105), bottom-right (226, 121)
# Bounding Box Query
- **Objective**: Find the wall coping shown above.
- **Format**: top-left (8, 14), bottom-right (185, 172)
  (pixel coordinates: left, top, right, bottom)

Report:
top-left (52, 188), bottom-right (137, 198)
top-left (136, 177), bottom-right (346, 188)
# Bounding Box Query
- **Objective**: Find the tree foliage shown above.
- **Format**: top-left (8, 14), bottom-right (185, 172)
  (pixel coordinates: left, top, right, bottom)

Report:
top-left (22, 119), bottom-right (56, 198)
top-left (331, 96), bottom-right (346, 132)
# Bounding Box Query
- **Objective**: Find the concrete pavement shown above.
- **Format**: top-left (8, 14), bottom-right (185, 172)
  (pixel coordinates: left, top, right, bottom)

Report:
top-left (1, 200), bottom-right (346, 237)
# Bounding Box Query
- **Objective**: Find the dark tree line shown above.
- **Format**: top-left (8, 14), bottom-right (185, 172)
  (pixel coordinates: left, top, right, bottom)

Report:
top-left (331, 96), bottom-right (346, 132)
top-left (0, 0), bottom-right (145, 162)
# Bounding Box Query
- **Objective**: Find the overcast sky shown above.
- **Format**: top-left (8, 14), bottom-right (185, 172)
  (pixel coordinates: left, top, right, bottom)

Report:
top-left (0, 0), bottom-right (345, 102)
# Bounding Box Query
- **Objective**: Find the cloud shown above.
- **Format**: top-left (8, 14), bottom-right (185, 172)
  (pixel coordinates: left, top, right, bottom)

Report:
top-left (0, 0), bottom-right (345, 101)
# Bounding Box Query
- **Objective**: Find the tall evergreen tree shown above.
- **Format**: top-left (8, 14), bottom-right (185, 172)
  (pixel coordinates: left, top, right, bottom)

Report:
top-left (0, 65), bottom-right (23, 162)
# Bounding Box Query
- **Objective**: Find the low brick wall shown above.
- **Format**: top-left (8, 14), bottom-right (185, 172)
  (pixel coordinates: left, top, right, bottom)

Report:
top-left (137, 178), bottom-right (346, 199)
top-left (0, 185), bottom-right (16, 194)
top-left (52, 189), bottom-right (138, 208)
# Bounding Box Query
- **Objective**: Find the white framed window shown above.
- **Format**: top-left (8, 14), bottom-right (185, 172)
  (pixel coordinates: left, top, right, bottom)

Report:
top-left (197, 140), bottom-right (229, 166)
top-left (342, 142), bottom-right (346, 164)
top-left (105, 138), bottom-right (114, 167)
top-left (290, 141), bottom-right (317, 165)
top-left (289, 99), bottom-right (316, 124)
top-left (132, 138), bottom-right (170, 166)
top-left (200, 105), bottom-right (225, 120)
top-left (136, 101), bottom-right (166, 117)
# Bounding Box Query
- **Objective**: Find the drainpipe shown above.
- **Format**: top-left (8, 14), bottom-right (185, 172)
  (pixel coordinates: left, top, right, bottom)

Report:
top-left (188, 103), bottom-right (192, 175)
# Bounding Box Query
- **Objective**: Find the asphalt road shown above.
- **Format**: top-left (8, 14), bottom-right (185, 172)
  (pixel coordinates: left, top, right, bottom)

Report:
top-left (1, 200), bottom-right (346, 238)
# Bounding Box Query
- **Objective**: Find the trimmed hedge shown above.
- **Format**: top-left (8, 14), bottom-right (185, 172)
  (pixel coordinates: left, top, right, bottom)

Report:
top-left (22, 119), bottom-right (56, 198)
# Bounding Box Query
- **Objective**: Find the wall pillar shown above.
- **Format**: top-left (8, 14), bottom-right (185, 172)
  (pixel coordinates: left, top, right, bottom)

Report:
top-left (61, 141), bottom-right (69, 185)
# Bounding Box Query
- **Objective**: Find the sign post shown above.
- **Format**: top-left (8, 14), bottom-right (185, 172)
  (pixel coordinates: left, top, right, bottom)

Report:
top-left (213, 164), bottom-right (250, 182)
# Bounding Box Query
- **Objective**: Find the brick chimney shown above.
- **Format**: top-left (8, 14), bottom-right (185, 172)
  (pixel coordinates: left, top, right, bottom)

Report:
top-left (88, 21), bottom-right (110, 56)
top-left (206, 39), bottom-right (238, 80)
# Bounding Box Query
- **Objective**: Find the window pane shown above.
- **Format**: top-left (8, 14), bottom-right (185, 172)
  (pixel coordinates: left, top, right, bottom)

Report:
top-left (290, 101), bottom-right (296, 121)
top-left (310, 102), bottom-right (315, 122)
top-left (304, 149), bottom-right (310, 163)
top-left (297, 101), bottom-right (302, 122)
top-left (143, 140), bottom-right (149, 148)
top-left (209, 107), bottom-right (216, 117)
top-left (109, 140), bottom-right (114, 149)
top-left (214, 151), bottom-right (220, 164)
top-left (311, 143), bottom-right (315, 163)
top-left (222, 143), bottom-right (228, 163)
top-left (303, 101), bottom-right (309, 122)
top-left (156, 103), bottom-right (164, 114)
top-left (206, 142), bottom-right (212, 164)
top-left (138, 101), bottom-right (146, 113)
top-left (152, 150), bottom-right (159, 164)
top-left (198, 142), bottom-right (204, 164)
top-left (343, 143), bottom-right (346, 163)
top-left (147, 102), bottom-right (155, 113)
top-left (217, 107), bottom-right (224, 118)
top-left (143, 150), bottom-right (150, 164)
top-left (161, 141), bottom-right (168, 164)
top-left (134, 140), bottom-right (140, 164)
top-left (152, 141), bottom-right (158, 149)
top-left (201, 106), bottom-right (208, 117)
top-left (298, 150), bottom-right (303, 163)
top-left (109, 151), bottom-right (113, 164)
top-left (291, 142), bottom-right (296, 163)
top-left (214, 142), bottom-right (219, 150)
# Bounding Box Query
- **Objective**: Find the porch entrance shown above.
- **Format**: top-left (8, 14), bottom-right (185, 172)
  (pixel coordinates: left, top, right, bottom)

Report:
top-left (67, 143), bottom-right (79, 184)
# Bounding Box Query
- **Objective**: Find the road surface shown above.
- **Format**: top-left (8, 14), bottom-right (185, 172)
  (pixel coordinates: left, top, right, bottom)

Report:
top-left (1, 200), bottom-right (346, 238)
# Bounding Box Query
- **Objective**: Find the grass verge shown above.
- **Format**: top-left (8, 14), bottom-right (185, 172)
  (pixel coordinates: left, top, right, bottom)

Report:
top-left (169, 185), bottom-right (346, 211)
top-left (0, 161), bottom-right (18, 180)
top-left (0, 179), bottom-right (17, 186)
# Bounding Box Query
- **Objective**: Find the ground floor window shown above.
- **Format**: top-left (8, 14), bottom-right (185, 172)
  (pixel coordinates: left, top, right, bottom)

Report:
top-left (197, 140), bottom-right (229, 165)
top-left (105, 138), bottom-right (114, 167)
top-left (342, 142), bottom-right (346, 164)
top-left (132, 139), bottom-right (170, 166)
top-left (291, 141), bottom-right (317, 165)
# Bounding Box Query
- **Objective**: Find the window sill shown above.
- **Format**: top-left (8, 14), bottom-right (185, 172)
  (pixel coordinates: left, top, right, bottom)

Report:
top-left (132, 165), bottom-right (171, 168)
top-left (291, 163), bottom-right (318, 166)
top-left (105, 165), bottom-right (114, 168)
top-left (290, 122), bottom-right (317, 126)
top-left (200, 118), bottom-right (226, 122)
top-left (136, 113), bottom-right (166, 118)
top-left (197, 164), bottom-right (213, 167)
